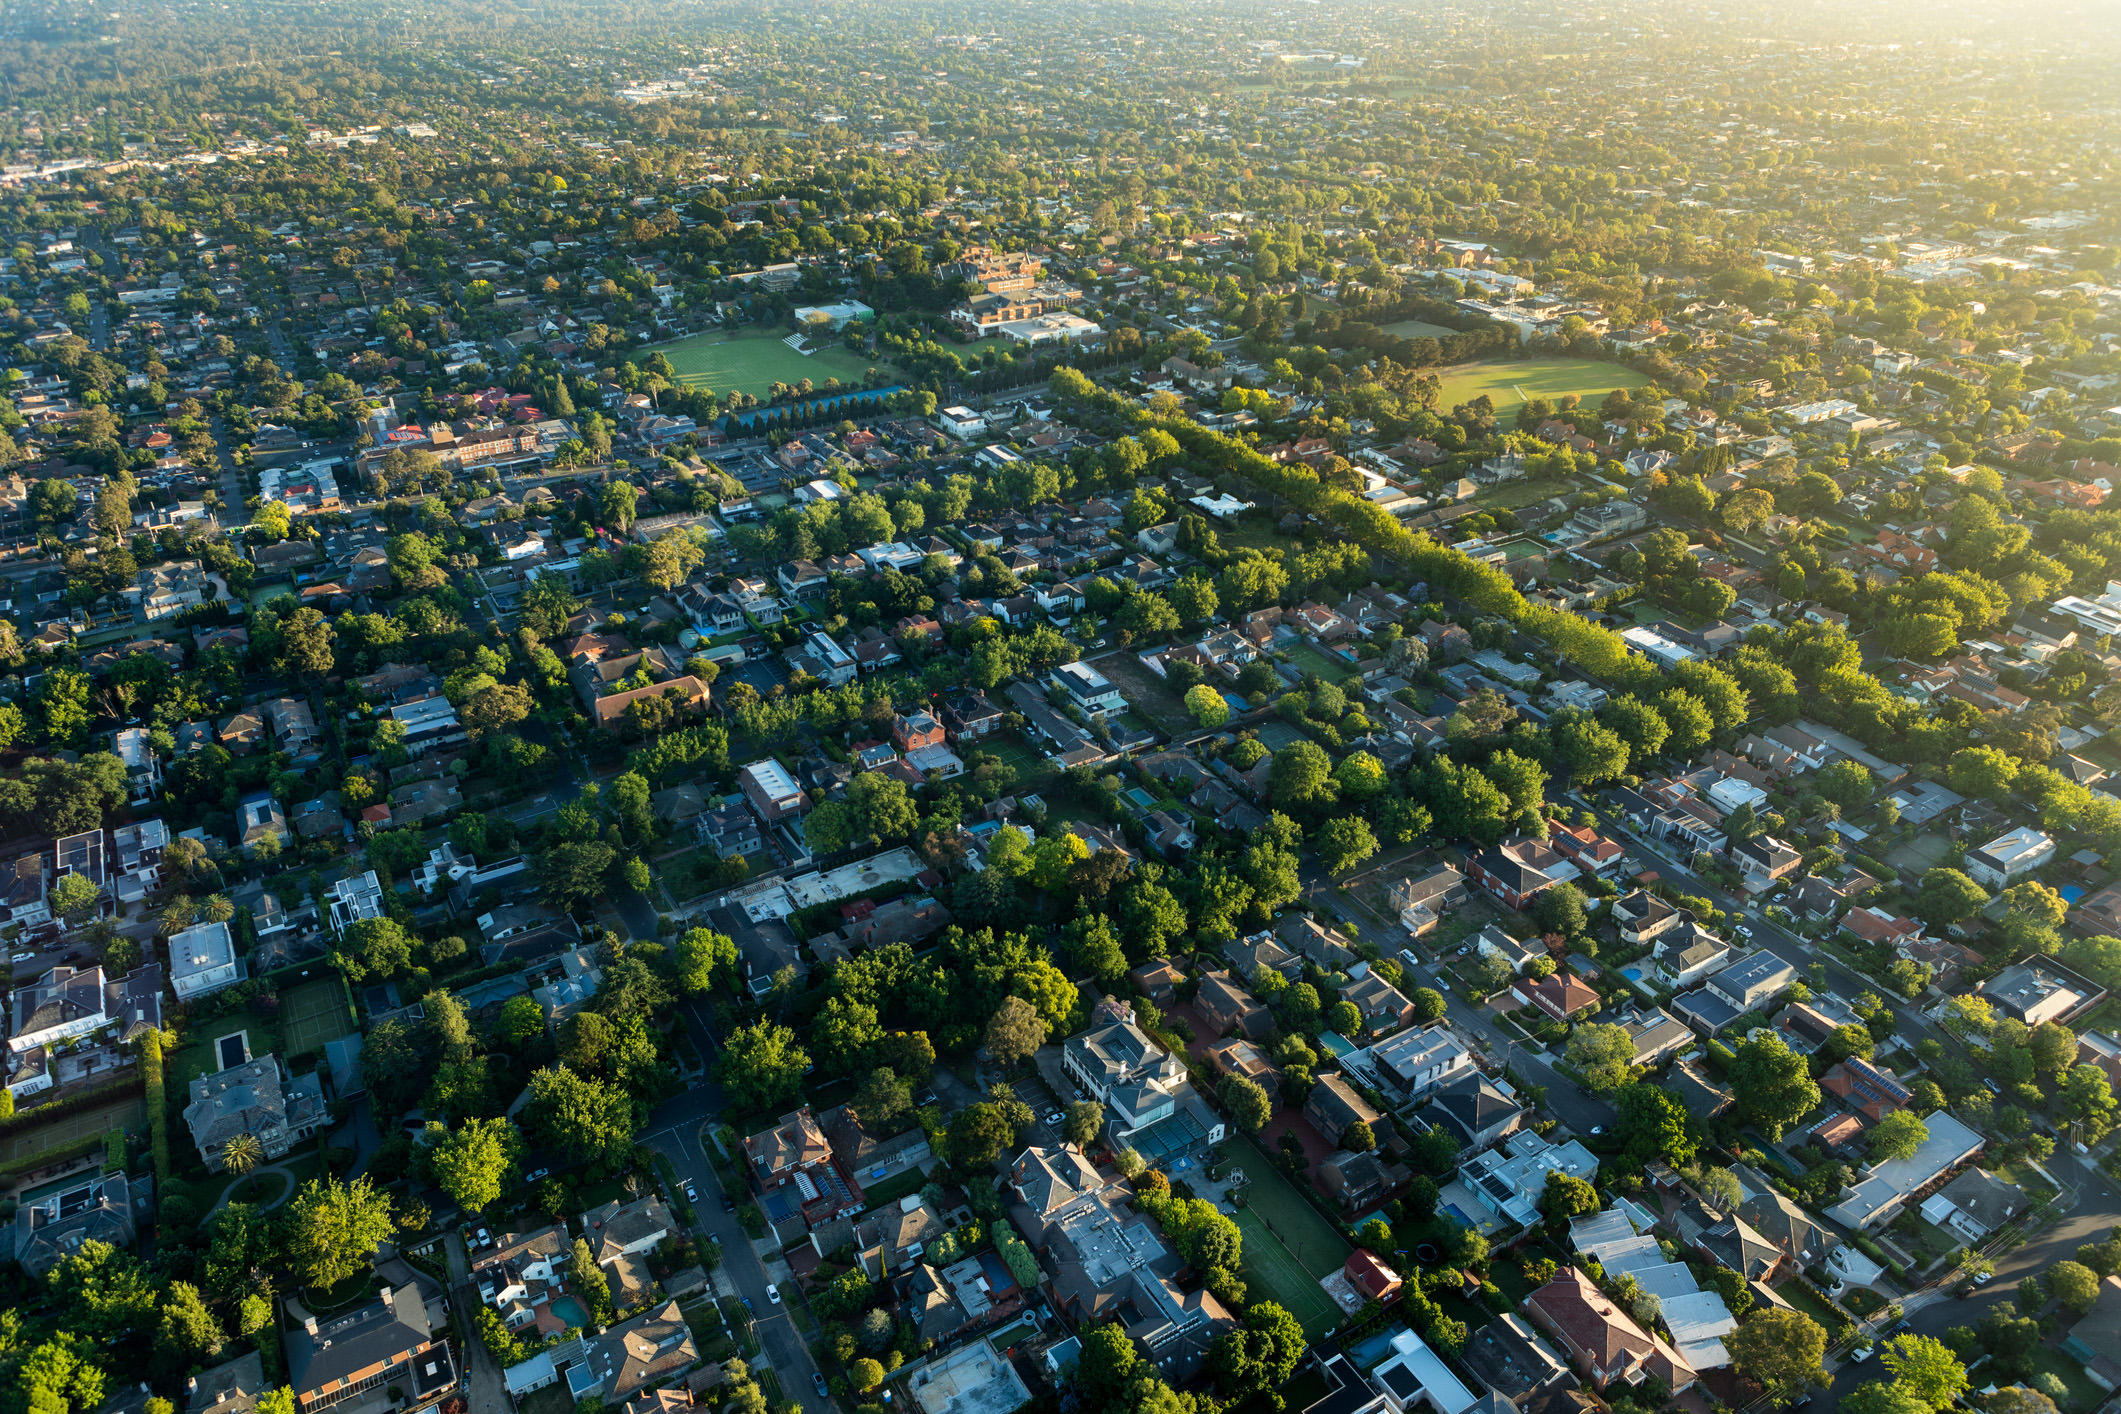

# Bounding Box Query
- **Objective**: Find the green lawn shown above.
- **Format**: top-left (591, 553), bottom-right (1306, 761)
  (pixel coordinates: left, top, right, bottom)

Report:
top-left (653, 328), bottom-right (894, 399)
top-left (1282, 642), bottom-right (1358, 683)
top-left (1433, 357), bottom-right (1650, 412)
top-left (2028, 1346), bottom-right (2103, 1411)
top-left (1380, 319), bottom-right (1458, 341)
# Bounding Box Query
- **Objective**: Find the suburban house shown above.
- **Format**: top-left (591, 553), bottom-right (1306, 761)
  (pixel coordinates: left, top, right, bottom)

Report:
top-left (1524, 1266), bottom-right (1696, 1394)
top-left (742, 1108), bottom-right (865, 1231)
top-left (579, 1301), bottom-right (698, 1401)
top-left (1617, 1007), bottom-right (1694, 1069)
top-left (1363, 1025), bottom-right (1475, 1101)
top-left (1612, 891), bottom-right (1690, 945)
top-left (167, 920), bottom-right (244, 1001)
top-left (1466, 839), bottom-right (1559, 912)
top-left (1050, 661), bottom-right (1126, 715)
top-left (1194, 971), bottom-right (1274, 1042)
top-left (738, 759), bottom-right (808, 823)
top-left (1825, 1111), bottom-right (1985, 1230)
top-left (1062, 997), bottom-right (1224, 1149)
top-left (184, 1054), bottom-right (327, 1170)
top-left (13, 1171), bottom-right (136, 1277)
top-left (9, 963), bottom-right (163, 1055)
top-left (287, 1286), bottom-right (456, 1414)
top-left (1964, 826), bottom-right (2056, 890)
top-left (1472, 924), bottom-right (1545, 975)
top-left (1652, 925), bottom-right (1732, 989)
top-left (1426, 1072), bottom-right (1527, 1152)
top-left (1340, 973), bottom-right (1417, 1037)
top-left (472, 1226), bottom-right (572, 1330)
top-left (1460, 1132), bottom-right (1599, 1226)
top-left (1518, 971), bottom-right (1601, 1024)
top-left (1703, 951), bottom-right (1797, 1014)
top-left (1820, 1058), bottom-right (1913, 1120)
top-left (1304, 1074), bottom-right (1383, 1147)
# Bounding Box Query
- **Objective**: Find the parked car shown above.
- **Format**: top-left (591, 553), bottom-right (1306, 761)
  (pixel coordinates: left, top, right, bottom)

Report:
top-left (721, 1193), bottom-right (737, 1213)
top-left (523, 1168), bottom-right (550, 1183)
top-left (769, 1285), bottom-right (783, 1305)
top-left (682, 1179), bottom-right (698, 1202)
top-left (472, 1227), bottom-right (491, 1249)
top-left (814, 1374), bottom-right (831, 1398)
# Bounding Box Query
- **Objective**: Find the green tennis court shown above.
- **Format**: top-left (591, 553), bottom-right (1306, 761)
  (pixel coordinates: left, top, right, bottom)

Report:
top-left (1234, 1208), bottom-right (1344, 1337)
top-left (280, 977), bottom-right (355, 1055)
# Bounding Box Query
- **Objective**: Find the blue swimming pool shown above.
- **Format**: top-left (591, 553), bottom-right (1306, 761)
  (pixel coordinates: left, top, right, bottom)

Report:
top-left (2060, 885), bottom-right (2086, 905)
top-left (1621, 965), bottom-right (1647, 984)
top-left (551, 1295), bottom-right (591, 1328)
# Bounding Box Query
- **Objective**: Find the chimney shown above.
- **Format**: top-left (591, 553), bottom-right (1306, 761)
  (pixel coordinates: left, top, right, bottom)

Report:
top-left (302, 1314), bottom-right (318, 1335)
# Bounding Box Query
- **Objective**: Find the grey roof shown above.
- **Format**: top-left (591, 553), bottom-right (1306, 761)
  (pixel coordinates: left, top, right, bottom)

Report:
top-left (286, 1286), bottom-right (439, 1399)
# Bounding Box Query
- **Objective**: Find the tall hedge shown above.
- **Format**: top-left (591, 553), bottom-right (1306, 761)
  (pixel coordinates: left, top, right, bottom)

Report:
top-left (138, 1030), bottom-right (172, 1186)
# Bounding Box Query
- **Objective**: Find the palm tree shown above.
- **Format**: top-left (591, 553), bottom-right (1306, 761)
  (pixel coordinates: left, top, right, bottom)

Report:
top-left (222, 1134), bottom-right (265, 1176)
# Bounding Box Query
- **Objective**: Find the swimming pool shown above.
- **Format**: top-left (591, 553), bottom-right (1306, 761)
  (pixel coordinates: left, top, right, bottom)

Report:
top-left (550, 1295), bottom-right (591, 1329)
top-left (2059, 885), bottom-right (2087, 905)
top-left (1621, 965), bottom-right (1647, 984)
top-left (1123, 786), bottom-right (1157, 811)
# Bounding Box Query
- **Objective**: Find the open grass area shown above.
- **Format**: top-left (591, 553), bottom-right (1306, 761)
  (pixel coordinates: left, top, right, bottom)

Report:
top-left (2028, 1347), bottom-right (2104, 1411)
top-left (1380, 319), bottom-right (1458, 341)
top-left (652, 328), bottom-right (893, 399)
top-left (1282, 642), bottom-right (1358, 683)
top-left (1086, 651), bottom-right (1198, 736)
top-left (280, 976), bottom-right (355, 1056)
top-left (1432, 357), bottom-right (1650, 412)
top-left (2, 1096), bottom-right (143, 1160)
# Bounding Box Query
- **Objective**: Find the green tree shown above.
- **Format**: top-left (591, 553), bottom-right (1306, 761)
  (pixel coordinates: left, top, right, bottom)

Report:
top-left (155, 1281), bottom-right (225, 1367)
top-left (1916, 868), bottom-right (1990, 927)
top-left (1220, 1074), bottom-right (1273, 1134)
top-left (526, 1065), bottom-right (638, 1165)
top-left (333, 917), bottom-right (414, 981)
top-left (1540, 1171), bottom-right (1600, 1229)
top-left (425, 1117), bottom-right (523, 1212)
top-left (1729, 1033), bottom-right (1822, 1139)
top-left (713, 1021), bottom-right (810, 1111)
top-left (1207, 1301), bottom-right (1307, 1404)
top-left (2048, 1260), bottom-right (2101, 1315)
top-left (1185, 682), bottom-right (1231, 727)
top-left (50, 872), bottom-right (100, 926)
top-left (1566, 1023), bottom-right (1636, 1093)
top-left (1868, 1110), bottom-right (1929, 1162)
top-left (985, 995), bottom-right (1048, 1068)
top-left (674, 927), bottom-right (738, 996)
top-left (1881, 1333), bottom-right (1971, 1409)
top-left (1269, 740), bottom-right (1337, 810)
top-left (1725, 1308), bottom-right (1828, 1405)
top-left (284, 1177), bottom-right (396, 1291)
top-left (1613, 1082), bottom-right (1696, 1167)
top-left (1315, 816), bottom-right (1377, 874)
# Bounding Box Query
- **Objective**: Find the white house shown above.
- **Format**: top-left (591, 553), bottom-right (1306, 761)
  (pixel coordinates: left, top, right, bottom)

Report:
top-left (1062, 998), bottom-right (1223, 1146)
top-left (1964, 826), bottom-right (2056, 890)
top-left (167, 921), bottom-right (243, 1001)
top-left (937, 406), bottom-right (987, 439)
top-left (324, 870), bottom-right (388, 933)
top-left (1050, 661), bottom-right (1126, 716)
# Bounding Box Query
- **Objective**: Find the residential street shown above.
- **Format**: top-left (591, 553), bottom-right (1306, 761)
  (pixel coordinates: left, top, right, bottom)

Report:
top-left (641, 1001), bottom-right (829, 1407)
top-left (1308, 871), bottom-right (1618, 1136)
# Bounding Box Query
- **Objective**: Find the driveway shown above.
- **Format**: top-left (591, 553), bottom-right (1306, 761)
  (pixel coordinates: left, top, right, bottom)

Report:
top-left (446, 1231), bottom-right (513, 1414)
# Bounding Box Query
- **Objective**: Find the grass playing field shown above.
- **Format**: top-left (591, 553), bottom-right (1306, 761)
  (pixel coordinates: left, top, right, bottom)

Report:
top-left (281, 976), bottom-right (356, 1056)
top-left (1432, 356), bottom-right (1650, 411)
top-left (1380, 318), bottom-right (1458, 341)
top-left (653, 328), bottom-right (893, 398)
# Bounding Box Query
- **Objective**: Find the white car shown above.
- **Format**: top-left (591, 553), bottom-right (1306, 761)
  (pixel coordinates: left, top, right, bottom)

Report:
top-left (1735, 925), bottom-right (1754, 938)
top-left (768, 1285), bottom-right (783, 1305)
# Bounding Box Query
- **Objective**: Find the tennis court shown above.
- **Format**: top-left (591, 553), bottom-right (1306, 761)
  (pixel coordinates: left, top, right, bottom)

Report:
top-left (1233, 1209), bottom-right (1343, 1337)
top-left (281, 977), bottom-right (355, 1056)
top-left (3, 1096), bottom-right (143, 1160)
top-left (1225, 1137), bottom-right (1351, 1336)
